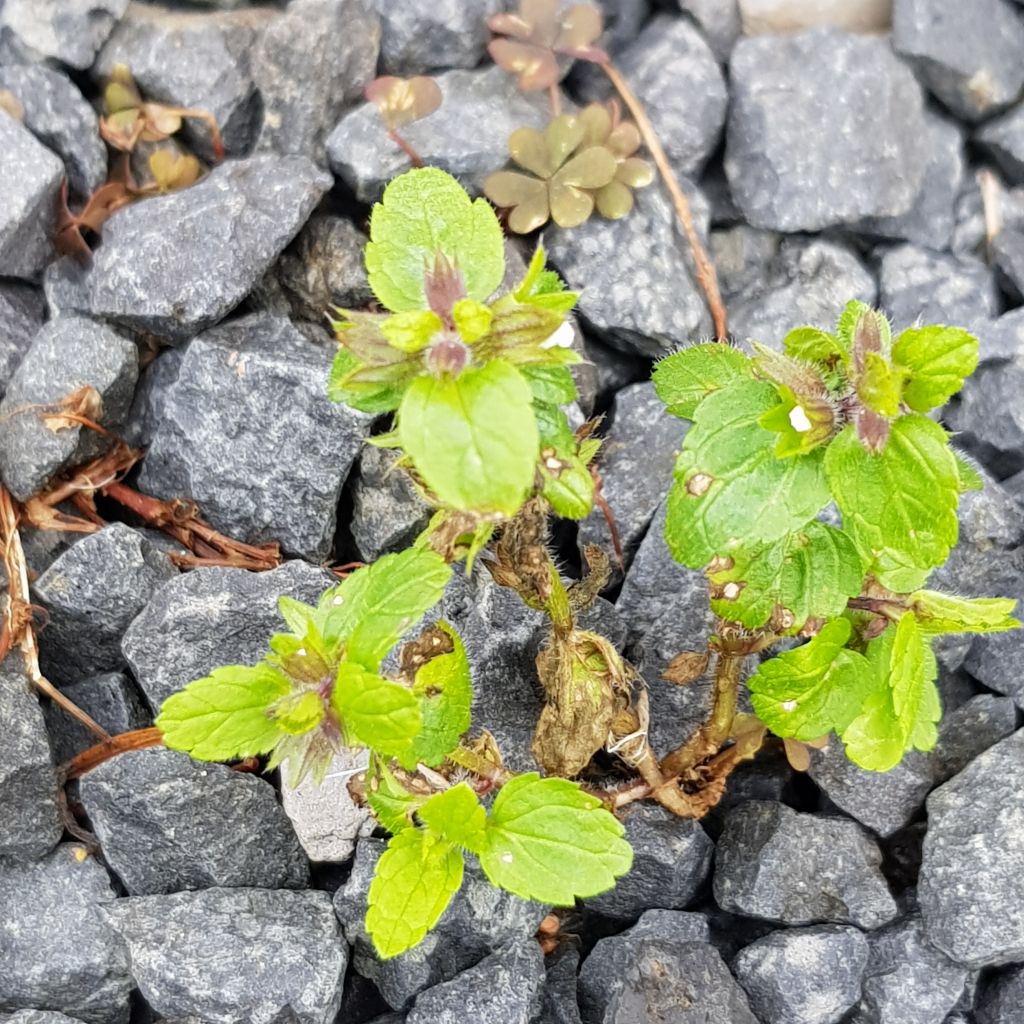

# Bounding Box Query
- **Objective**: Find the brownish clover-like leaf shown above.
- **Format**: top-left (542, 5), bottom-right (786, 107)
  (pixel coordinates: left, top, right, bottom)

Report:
top-left (484, 113), bottom-right (617, 232)
top-left (577, 101), bottom-right (654, 219)
top-left (148, 148), bottom-right (202, 192)
top-left (365, 75), bottom-right (442, 131)
top-left (488, 0), bottom-right (608, 91)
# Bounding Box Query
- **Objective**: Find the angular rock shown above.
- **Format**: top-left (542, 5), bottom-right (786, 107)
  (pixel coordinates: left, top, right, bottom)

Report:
top-left (676, 0), bottom-right (741, 62)
top-left (122, 559), bottom-right (335, 711)
top-left (714, 801), bottom-right (898, 929)
top-left (977, 965), bottom-right (1024, 1024)
top-left (48, 155), bottom-right (331, 341)
top-left (254, 0), bottom-right (379, 164)
top-left (584, 803), bottom-right (713, 920)
top-left (327, 65), bottom-right (549, 203)
top-left (538, 947), bottom-right (584, 1024)
top-left (374, 0), bottom-right (499, 75)
top-left (893, 0), bottom-right (1024, 123)
top-left (0, 1014), bottom-right (90, 1024)
top-left (919, 729), bottom-right (1024, 968)
top-left (970, 308), bottom-right (1024, 365)
top-left (0, 0), bottom-right (128, 69)
top-left (546, 183), bottom-right (712, 358)
top-left (0, 66), bottom-right (106, 201)
top-left (33, 523), bottom-right (177, 684)
top-left (137, 314), bottom-right (368, 560)
top-left (738, 0), bottom-right (892, 33)
top-left (732, 924), bottom-right (869, 1024)
top-left (597, 0), bottom-right (653, 56)
top-left (0, 652), bottom-right (61, 861)
top-left (946, 360), bottom-right (1024, 479)
top-left (993, 227), bottom-right (1024, 300)
top-left (0, 114), bottom-right (63, 281)
top-left (977, 103), bottom-right (1024, 184)
top-left (42, 671), bottom-right (151, 764)
top-left (726, 28), bottom-right (926, 232)
top-left (0, 318), bottom-right (138, 501)
top-left (350, 444), bottom-right (431, 562)
top-left (80, 747), bottom-right (309, 894)
top-left (335, 837), bottom-right (547, 1010)
top-left (107, 887), bottom-right (346, 1024)
top-left (405, 944), bottom-right (544, 1024)
top-left (0, 283), bottom-right (44, 397)
top-left (0, 844), bottom-right (131, 1024)
top-left (121, 345), bottom-right (183, 449)
top-left (578, 382), bottom-right (686, 576)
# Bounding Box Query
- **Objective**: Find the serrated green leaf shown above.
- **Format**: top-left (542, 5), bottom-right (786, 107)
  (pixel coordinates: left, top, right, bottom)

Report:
top-left (836, 301), bottom-right (891, 353)
top-left (478, 773), bottom-right (632, 905)
top-left (366, 828), bottom-right (464, 959)
top-left (709, 522), bottom-right (864, 631)
top-left (910, 591), bottom-right (1020, 635)
top-left (328, 347), bottom-right (407, 414)
top-left (782, 326), bottom-right (849, 365)
top-left (857, 351), bottom-right (903, 416)
top-left (952, 450), bottom-right (984, 493)
top-left (398, 360), bottom-right (539, 516)
top-left (824, 416), bottom-right (960, 592)
top-left (519, 364), bottom-right (578, 405)
top-left (156, 664), bottom-right (290, 762)
top-left (747, 619), bottom-right (875, 741)
top-left (664, 378), bottom-right (830, 568)
top-left (534, 400), bottom-right (594, 519)
top-left (278, 595), bottom-right (315, 635)
top-left (333, 661), bottom-right (421, 757)
top-left (365, 168), bottom-right (505, 313)
top-left (366, 758), bottom-right (424, 833)
top-left (652, 343), bottom-right (751, 420)
top-left (418, 783), bottom-right (487, 853)
top-left (892, 325), bottom-right (978, 412)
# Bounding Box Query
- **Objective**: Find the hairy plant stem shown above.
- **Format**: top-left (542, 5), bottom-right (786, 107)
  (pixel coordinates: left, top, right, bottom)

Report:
top-left (600, 61), bottom-right (728, 342)
top-left (387, 128), bottom-right (424, 167)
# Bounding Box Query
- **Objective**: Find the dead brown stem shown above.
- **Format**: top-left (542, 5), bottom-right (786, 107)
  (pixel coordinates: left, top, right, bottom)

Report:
top-left (61, 726), bottom-right (166, 780)
top-left (388, 127), bottom-right (424, 167)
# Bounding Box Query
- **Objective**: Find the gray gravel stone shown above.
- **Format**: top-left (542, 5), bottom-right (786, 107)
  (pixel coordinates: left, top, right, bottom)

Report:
top-left (33, 523), bottom-right (177, 684)
top-left (977, 103), bottom-right (1024, 184)
top-left (335, 837), bottom-right (548, 1010)
top-left (0, 66), bottom-right (106, 201)
top-left (48, 155), bottom-right (331, 342)
top-left (405, 943), bottom-right (545, 1024)
top-left (0, 652), bottom-right (61, 862)
top-left (137, 314), bottom-right (368, 560)
top-left (726, 28), bottom-right (926, 232)
top-left (538, 947), bottom-right (583, 1024)
top-left (676, 0), bottom-right (741, 62)
top-left (254, 0), bottom-right (379, 164)
top-left (547, 182), bottom-right (712, 358)
top-left (893, 0), bottom-right (1024, 123)
top-left (107, 887), bottom-right (346, 1024)
top-left (122, 559), bottom-right (335, 711)
top-left (0, 1014), bottom-right (90, 1024)
top-left (970, 308), bottom-right (1024, 365)
top-left (714, 801), bottom-right (898, 929)
top-left (732, 924), bottom-right (869, 1024)
top-left (0, 114), bottom-right (63, 282)
top-left (122, 346), bottom-right (183, 449)
top-left (0, 283), bottom-right (44, 397)
top-left (977, 965), bottom-right (1024, 1024)
top-left (993, 227), bottom-right (1024, 300)
top-left (0, 0), bottom-right (129, 69)
top-left (946, 360), bottom-right (1024, 479)
top-left (919, 729), bottom-right (1024, 968)
top-left (350, 445), bottom-right (431, 562)
top-left (80, 747), bottom-right (309, 894)
top-left (0, 317), bottom-right (138, 502)
top-left (0, 844), bottom-right (131, 1024)
top-left (373, 0), bottom-right (499, 74)
top-left (328, 65), bottom-right (548, 203)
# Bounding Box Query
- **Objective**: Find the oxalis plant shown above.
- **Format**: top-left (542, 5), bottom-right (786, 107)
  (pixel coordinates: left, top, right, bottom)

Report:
top-left (155, 167), bottom-right (1017, 960)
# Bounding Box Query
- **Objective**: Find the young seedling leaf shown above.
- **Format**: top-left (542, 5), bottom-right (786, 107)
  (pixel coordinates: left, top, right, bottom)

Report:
top-left (653, 343), bottom-right (751, 420)
top-left (366, 828), bottom-right (464, 959)
top-left (366, 759), bottom-right (424, 833)
top-left (519, 364), bottom-right (578, 405)
top-left (892, 325), bottom-right (979, 412)
top-left (782, 326), bottom-right (849, 366)
top-left (327, 347), bottom-right (408, 414)
top-left (418, 783), bottom-right (488, 853)
top-left (478, 773), bottom-right (632, 905)
top-left (333, 661), bottom-right (421, 757)
top-left (156, 664), bottom-right (290, 762)
top-left (910, 591), bottom-right (1020, 635)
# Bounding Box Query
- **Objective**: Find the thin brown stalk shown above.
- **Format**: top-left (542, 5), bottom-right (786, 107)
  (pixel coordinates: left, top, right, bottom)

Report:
top-left (388, 128), bottom-right (424, 167)
top-left (61, 726), bottom-right (165, 780)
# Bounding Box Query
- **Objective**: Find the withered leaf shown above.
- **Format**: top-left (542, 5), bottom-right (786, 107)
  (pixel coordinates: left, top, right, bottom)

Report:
top-left (662, 650), bottom-right (710, 686)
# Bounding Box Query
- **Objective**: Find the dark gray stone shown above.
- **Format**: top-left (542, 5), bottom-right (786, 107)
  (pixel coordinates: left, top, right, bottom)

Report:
top-left (578, 382), bottom-right (686, 577)
top-left (0, 283), bottom-right (44, 397)
top-left (993, 227), bottom-right (1024, 300)
top-left (122, 346), bottom-right (184, 449)
top-left (596, 0), bottom-right (651, 56)
top-left (334, 837), bottom-right (547, 1011)
top-left (978, 103), bottom-right (1024, 184)
top-left (327, 65), bottom-right (549, 204)
top-left (0, 651), bottom-right (61, 861)
top-left (893, 0), bottom-right (1024, 123)
top-left (373, 0), bottom-right (499, 75)
top-left (0, 114), bottom-right (63, 281)
top-left (946, 360), bottom-right (1024, 479)
top-left (971, 308), bottom-right (1024, 365)
top-left (878, 244), bottom-right (998, 328)
top-left (94, 3), bottom-right (274, 161)
top-left (405, 944), bottom-right (545, 1024)
top-left (254, 0), bottom-right (379, 164)
top-left (951, 170), bottom-right (1024, 260)
top-left (47, 155), bottom-right (331, 341)
top-left (538, 947), bottom-right (583, 1024)
top-left (80, 746), bottom-right (309, 894)
top-left (584, 803), bottom-right (713, 920)
top-left (546, 182), bottom-right (712, 358)
top-left (0, 844), bottom-right (131, 1024)
top-left (714, 801), bottom-right (898, 929)
top-left (33, 523), bottom-right (177, 684)
top-left (0, 66), bottom-right (106, 201)
top-left (121, 559), bottom-right (335, 711)
top-left (350, 445), bottom-right (431, 562)
top-left (726, 28), bottom-right (926, 232)
top-left (137, 314), bottom-right (369, 560)
top-left (42, 671), bottom-right (150, 764)
top-left (0, 1014), bottom-right (89, 1024)
top-left (920, 729), bottom-right (1024, 968)
top-left (732, 924), bottom-right (869, 1024)
top-left (977, 965), bottom-right (1024, 1024)
top-left (0, 317), bottom-right (138, 502)
top-left (0, 0), bottom-right (129, 69)
top-left (106, 887), bottom-right (346, 1024)
top-left (676, 0), bottom-right (741, 62)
